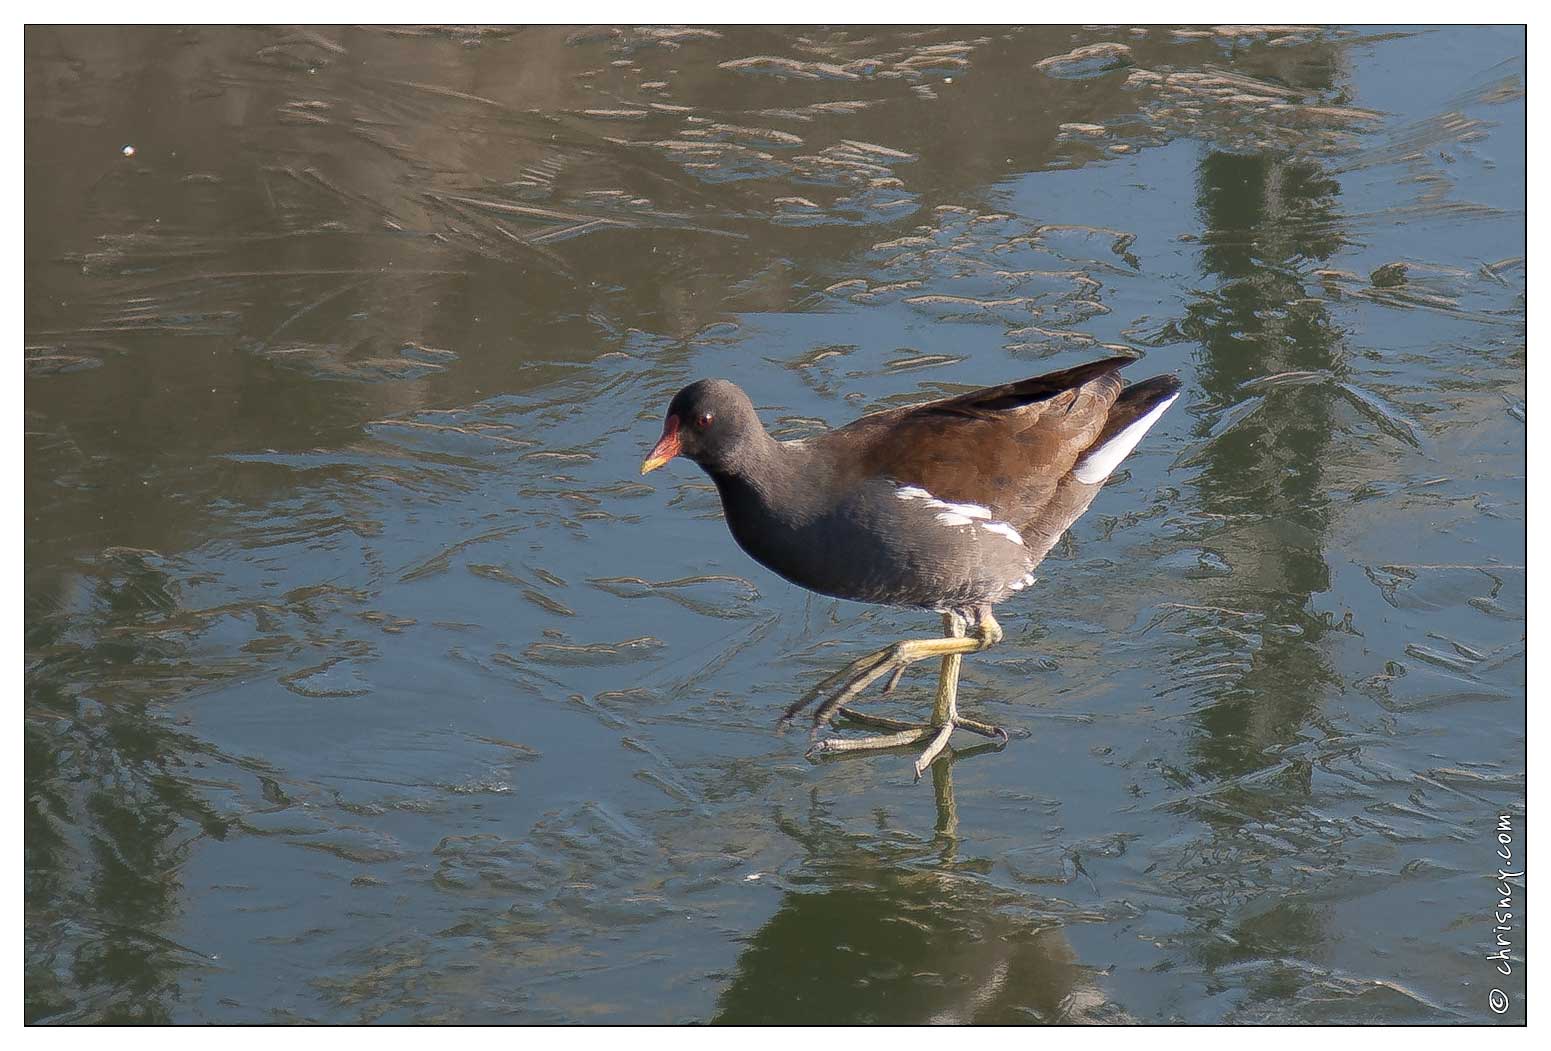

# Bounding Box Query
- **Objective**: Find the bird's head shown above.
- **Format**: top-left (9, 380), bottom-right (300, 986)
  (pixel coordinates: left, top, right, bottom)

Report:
top-left (641, 379), bottom-right (764, 476)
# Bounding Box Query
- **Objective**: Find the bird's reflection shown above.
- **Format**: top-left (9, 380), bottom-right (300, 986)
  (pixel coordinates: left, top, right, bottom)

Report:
top-left (715, 749), bottom-right (1126, 1025)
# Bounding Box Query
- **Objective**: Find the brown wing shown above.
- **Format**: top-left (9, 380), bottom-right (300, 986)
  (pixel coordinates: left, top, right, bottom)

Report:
top-left (905, 356), bottom-right (1134, 420)
top-left (829, 357), bottom-right (1135, 542)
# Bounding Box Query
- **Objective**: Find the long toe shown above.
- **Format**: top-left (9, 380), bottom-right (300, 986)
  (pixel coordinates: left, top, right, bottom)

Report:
top-left (952, 714), bottom-right (1009, 741)
top-left (808, 725), bottom-right (935, 758)
top-left (912, 722), bottom-right (957, 780)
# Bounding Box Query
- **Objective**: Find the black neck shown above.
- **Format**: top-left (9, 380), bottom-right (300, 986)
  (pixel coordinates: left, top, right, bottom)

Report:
top-left (704, 435), bottom-right (819, 527)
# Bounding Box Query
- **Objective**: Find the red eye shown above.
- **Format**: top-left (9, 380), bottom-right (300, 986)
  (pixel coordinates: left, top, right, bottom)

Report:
top-left (694, 412), bottom-right (715, 430)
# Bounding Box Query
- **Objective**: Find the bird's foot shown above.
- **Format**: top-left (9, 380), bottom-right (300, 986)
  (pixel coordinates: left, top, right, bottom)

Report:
top-left (806, 705), bottom-right (1010, 779)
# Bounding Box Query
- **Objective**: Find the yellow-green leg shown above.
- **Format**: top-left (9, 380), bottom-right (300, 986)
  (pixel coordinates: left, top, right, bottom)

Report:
top-left (912, 613), bottom-right (968, 778)
top-left (795, 608), bottom-right (1008, 777)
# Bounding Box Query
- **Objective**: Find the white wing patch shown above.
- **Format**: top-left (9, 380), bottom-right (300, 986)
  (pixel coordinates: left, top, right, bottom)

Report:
top-left (896, 485), bottom-right (991, 522)
top-left (1007, 573), bottom-right (1036, 592)
top-left (896, 483), bottom-right (1023, 544)
top-left (932, 501), bottom-right (991, 520)
top-left (1072, 392), bottom-right (1179, 485)
top-left (981, 521), bottom-right (1025, 546)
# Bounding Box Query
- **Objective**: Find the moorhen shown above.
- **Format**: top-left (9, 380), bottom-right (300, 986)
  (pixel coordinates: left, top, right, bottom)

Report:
top-left (641, 356), bottom-right (1181, 777)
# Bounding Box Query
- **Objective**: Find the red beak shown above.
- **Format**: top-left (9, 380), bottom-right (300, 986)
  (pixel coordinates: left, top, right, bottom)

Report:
top-left (641, 415), bottom-right (682, 474)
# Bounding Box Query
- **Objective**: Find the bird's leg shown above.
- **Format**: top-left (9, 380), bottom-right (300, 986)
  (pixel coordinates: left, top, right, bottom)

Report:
top-left (800, 608), bottom-right (1009, 772)
top-left (911, 613), bottom-right (968, 778)
top-left (786, 610), bottom-right (978, 729)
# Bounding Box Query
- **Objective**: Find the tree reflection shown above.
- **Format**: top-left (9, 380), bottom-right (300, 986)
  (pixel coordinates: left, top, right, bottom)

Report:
top-left (1160, 47), bottom-right (1354, 983)
top-left (25, 553), bottom-right (234, 1022)
top-left (1178, 147), bottom-right (1347, 783)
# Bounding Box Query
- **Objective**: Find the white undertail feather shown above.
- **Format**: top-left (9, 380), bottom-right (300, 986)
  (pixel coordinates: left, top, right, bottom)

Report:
top-left (1071, 392), bottom-right (1179, 485)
